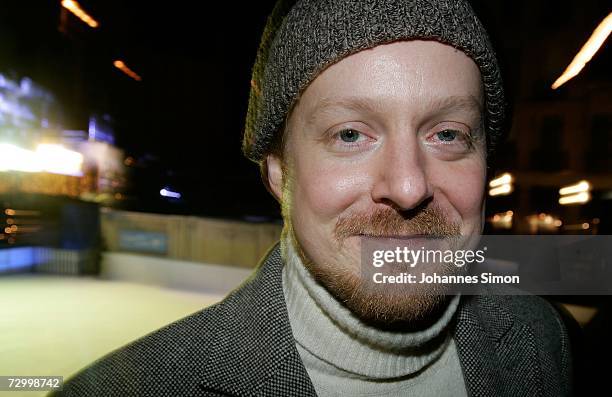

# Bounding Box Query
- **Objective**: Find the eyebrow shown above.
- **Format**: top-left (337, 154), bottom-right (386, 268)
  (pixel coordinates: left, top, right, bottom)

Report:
top-left (426, 95), bottom-right (483, 117)
top-left (305, 94), bottom-right (483, 125)
top-left (305, 96), bottom-right (381, 125)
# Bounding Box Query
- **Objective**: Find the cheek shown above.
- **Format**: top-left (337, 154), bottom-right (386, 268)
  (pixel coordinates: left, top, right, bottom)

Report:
top-left (291, 156), bottom-right (368, 222)
top-left (291, 145), bottom-right (376, 228)
top-left (432, 159), bottom-right (486, 222)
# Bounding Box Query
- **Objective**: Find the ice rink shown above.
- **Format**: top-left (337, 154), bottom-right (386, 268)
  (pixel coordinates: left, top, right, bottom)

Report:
top-left (1, 274), bottom-right (225, 397)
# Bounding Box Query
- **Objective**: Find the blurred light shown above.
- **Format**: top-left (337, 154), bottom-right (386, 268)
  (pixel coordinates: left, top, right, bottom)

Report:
top-left (559, 192), bottom-right (591, 205)
top-left (489, 173), bottom-right (513, 188)
top-left (17, 226), bottom-right (41, 233)
top-left (0, 143), bottom-right (42, 172)
top-left (559, 180), bottom-right (592, 205)
top-left (559, 180), bottom-right (591, 196)
top-left (552, 12), bottom-right (612, 89)
top-left (4, 209), bottom-right (40, 216)
top-left (36, 144), bottom-right (84, 176)
top-left (0, 143), bottom-right (83, 176)
top-left (488, 173), bottom-right (514, 197)
top-left (160, 188), bottom-right (181, 199)
top-left (0, 247), bottom-right (39, 272)
top-left (88, 117), bottom-right (96, 140)
top-left (527, 213), bottom-right (562, 232)
top-left (564, 223), bottom-right (592, 231)
top-left (490, 210), bottom-right (513, 229)
top-left (489, 184), bottom-right (513, 196)
top-left (61, 0), bottom-right (99, 28)
top-left (113, 60), bottom-right (142, 81)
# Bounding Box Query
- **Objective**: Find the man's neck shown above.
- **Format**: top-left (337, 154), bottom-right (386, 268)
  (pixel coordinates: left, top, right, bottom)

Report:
top-left (280, 234), bottom-right (461, 379)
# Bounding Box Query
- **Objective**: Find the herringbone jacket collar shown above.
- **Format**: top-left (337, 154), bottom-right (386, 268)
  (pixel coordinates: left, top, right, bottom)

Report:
top-left (199, 244), bottom-right (548, 397)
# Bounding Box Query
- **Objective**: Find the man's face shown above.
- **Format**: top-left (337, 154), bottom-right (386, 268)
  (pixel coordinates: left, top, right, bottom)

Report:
top-left (268, 40), bottom-right (486, 325)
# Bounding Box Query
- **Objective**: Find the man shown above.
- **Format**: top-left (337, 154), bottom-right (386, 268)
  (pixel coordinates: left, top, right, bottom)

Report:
top-left (56, 0), bottom-right (571, 396)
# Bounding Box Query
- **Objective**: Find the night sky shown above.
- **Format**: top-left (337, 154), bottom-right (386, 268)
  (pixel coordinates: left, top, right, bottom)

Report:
top-left (0, 0), bottom-right (610, 219)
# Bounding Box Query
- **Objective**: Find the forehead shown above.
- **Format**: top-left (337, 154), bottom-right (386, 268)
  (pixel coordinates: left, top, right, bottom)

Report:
top-left (291, 40), bottom-right (483, 124)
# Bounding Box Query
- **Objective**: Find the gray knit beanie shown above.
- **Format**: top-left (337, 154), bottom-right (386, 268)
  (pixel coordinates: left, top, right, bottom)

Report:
top-left (243, 0), bottom-right (505, 163)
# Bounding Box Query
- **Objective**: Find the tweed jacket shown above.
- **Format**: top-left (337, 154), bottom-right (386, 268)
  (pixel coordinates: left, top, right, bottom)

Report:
top-left (54, 243), bottom-right (572, 396)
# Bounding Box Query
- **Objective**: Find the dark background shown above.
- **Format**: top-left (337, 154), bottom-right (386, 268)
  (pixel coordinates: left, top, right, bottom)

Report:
top-left (0, 0), bottom-right (610, 220)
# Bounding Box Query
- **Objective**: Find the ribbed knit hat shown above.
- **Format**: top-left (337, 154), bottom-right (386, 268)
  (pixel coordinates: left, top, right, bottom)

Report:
top-left (243, 0), bottom-right (505, 163)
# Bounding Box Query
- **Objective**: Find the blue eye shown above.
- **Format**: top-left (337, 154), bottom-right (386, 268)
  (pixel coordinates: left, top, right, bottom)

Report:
top-left (437, 129), bottom-right (458, 142)
top-left (339, 129), bottom-right (361, 143)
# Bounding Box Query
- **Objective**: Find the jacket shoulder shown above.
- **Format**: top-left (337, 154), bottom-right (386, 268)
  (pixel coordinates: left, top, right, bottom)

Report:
top-left (497, 293), bottom-right (571, 354)
top-left (471, 292), bottom-right (573, 394)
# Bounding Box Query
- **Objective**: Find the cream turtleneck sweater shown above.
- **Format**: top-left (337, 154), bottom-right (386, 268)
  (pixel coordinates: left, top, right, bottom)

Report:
top-left (281, 237), bottom-right (468, 397)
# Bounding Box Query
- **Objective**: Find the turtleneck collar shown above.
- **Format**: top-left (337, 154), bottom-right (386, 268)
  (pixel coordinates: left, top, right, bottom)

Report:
top-left (281, 234), bottom-right (460, 379)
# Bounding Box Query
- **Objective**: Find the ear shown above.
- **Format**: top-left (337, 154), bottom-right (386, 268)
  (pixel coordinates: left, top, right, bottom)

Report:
top-left (266, 154), bottom-right (284, 201)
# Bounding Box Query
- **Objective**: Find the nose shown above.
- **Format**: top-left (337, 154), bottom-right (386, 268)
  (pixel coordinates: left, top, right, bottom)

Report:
top-left (370, 139), bottom-right (432, 210)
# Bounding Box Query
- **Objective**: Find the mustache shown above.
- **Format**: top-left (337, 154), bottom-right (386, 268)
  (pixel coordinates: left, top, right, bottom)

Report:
top-left (334, 205), bottom-right (461, 240)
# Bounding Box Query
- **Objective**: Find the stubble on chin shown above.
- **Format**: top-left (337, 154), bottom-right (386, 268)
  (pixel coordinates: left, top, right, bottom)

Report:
top-left (288, 205), bottom-right (464, 330)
